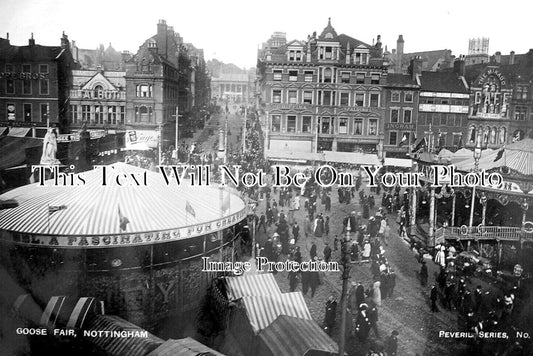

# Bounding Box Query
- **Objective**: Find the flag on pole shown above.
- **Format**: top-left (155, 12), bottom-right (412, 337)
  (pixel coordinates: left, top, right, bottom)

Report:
top-left (118, 205), bottom-right (129, 231)
top-left (48, 205), bottom-right (67, 215)
top-left (413, 137), bottom-right (427, 153)
top-left (398, 134), bottom-right (408, 147)
top-left (185, 200), bottom-right (196, 217)
top-left (494, 145), bottom-right (505, 162)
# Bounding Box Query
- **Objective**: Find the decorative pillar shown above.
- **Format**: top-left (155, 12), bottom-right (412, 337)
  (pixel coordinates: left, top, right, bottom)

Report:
top-left (429, 187), bottom-right (435, 247)
top-left (451, 193), bottom-right (456, 226)
top-left (481, 193), bottom-right (487, 226)
top-left (469, 186), bottom-right (476, 230)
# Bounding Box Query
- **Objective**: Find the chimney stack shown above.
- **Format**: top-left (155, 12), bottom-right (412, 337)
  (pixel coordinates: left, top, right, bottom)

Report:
top-left (60, 31), bottom-right (69, 50)
top-left (454, 55), bottom-right (466, 77)
top-left (409, 56), bottom-right (422, 80)
top-left (495, 51), bottom-right (501, 63)
top-left (397, 35), bottom-right (404, 56)
top-left (509, 51), bottom-right (515, 65)
top-left (157, 19), bottom-right (168, 58)
top-left (29, 33), bottom-right (35, 46)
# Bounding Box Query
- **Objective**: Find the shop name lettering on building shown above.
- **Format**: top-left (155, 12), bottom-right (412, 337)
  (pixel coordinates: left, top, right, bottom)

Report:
top-left (0, 72), bottom-right (49, 80)
top-left (3, 211), bottom-right (245, 247)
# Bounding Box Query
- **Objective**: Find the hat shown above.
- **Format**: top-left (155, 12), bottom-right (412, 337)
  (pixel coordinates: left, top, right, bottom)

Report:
top-left (273, 232), bottom-right (279, 237)
top-left (359, 303), bottom-right (368, 310)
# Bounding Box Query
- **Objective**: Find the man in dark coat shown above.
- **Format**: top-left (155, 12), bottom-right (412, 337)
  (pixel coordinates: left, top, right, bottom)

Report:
top-left (420, 261), bottom-right (428, 287)
top-left (288, 270), bottom-right (299, 292)
top-left (385, 330), bottom-right (399, 356)
top-left (354, 303), bottom-right (371, 342)
top-left (368, 302), bottom-right (380, 338)
top-left (324, 296), bottom-right (337, 335)
top-left (431, 284), bottom-right (440, 312)
top-left (309, 266), bottom-right (320, 298)
top-left (310, 242), bottom-right (317, 260)
top-left (323, 243), bottom-right (332, 263)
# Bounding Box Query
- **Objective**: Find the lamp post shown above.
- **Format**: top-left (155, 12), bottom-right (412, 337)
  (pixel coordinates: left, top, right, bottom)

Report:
top-left (468, 133), bottom-right (483, 242)
top-left (338, 218), bottom-right (352, 356)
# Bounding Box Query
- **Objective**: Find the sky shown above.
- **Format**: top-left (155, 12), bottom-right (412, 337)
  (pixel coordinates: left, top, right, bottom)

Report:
top-left (1, 0), bottom-right (532, 70)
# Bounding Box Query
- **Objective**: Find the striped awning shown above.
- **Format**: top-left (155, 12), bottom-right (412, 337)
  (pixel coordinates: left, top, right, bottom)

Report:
top-left (224, 273), bottom-right (281, 301)
top-left (241, 292), bottom-right (312, 333)
top-left (146, 337), bottom-right (226, 356)
top-left (258, 315), bottom-right (338, 356)
top-left (0, 162), bottom-right (246, 237)
top-left (454, 138), bottom-right (533, 176)
top-left (84, 315), bottom-right (163, 356)
top-left (7, 127), bottom-right (31, 137)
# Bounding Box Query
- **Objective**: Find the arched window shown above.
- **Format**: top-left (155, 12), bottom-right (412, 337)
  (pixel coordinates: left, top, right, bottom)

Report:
top-left (94, 85), bottom-right (104, 99)
top-left (136, 84), bottom-right (152, 98)
top-left (468, 125), bottom-right (476, 143)
top-left (139, 106), bottom-right (149, 121)
top-left (499, 127), bottom-right (506, 144)
top-left (490, 127), bottom-right (497, 144)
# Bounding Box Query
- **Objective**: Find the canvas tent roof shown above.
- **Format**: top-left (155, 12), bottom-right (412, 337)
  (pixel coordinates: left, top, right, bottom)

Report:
top-left (224, 273), bottom-right (281, 301)
top-left (147, 337), bottom-right (225, 356)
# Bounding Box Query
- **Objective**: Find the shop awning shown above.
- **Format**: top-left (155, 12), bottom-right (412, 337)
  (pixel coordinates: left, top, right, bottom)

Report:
top-left (7, 127), bottom-right (31, 137)
top-left (0, 136), bottom-right (42, 170)
top-left (146, 337), bottom-right (226, 356)
top-left (258, 315), bottom-right (338, 356)
top-left (241, 292), bottom-right (312, 333)
top-left (266, 149), bottom-right (324, 162)
top-left (224, 273), bottom-right (281, 301)
top-left (0, 127), bottom-right (7, 135)
top-left (322, 151), bottom-right (380, 165)
top-left (384, 157), bottom-right (412, 168)
top-left (84, 315), bottom-right (163, 356)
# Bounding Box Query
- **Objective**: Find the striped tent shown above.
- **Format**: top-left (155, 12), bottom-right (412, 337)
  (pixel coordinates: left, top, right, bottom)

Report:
top-left (241, 292), bottom-right (312, 333)
top-left (84, 315), bottom-right (163, 356)
top-left (146, 337), bottom-right (226, 356)
top-left (258, 315), bottom-right (338, 356)
top-left (224, 273), bottom-right (281, 301)
top-left (0, 162), bottom-right (246, 236)
top-left (455, 138), bottom-right (533, 176)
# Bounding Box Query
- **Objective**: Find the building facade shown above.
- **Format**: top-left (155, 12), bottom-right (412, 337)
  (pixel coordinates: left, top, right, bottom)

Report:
top-left (383, 71), bottom-right (419, 158)
top-left (257, 19), bottom-right (387, 157)
top-left (0, 33), bottom-right (74, 135)
top-left (464, 50), bottom-right (533, 147)
top-left (416, 58), bottom-right (470, 151)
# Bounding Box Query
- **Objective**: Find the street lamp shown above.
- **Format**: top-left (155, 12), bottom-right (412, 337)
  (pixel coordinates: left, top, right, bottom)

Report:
top-left (468, 132), bottom-right (483, 235)
top-left (338, 218), bottom-right (352, 356)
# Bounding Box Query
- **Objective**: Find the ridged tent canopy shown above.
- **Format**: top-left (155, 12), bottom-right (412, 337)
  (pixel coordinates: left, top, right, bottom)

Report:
top-left (0, 163), bottom-right (246, 238)
top-left (454, 138), bottom-right (533, 176)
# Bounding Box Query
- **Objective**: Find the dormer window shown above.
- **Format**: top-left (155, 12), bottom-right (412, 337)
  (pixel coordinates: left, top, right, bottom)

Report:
top-left (354, 50), bottom-right (369, 65)
top-left (288, 50), bottom-right (302, 61)
top-left (325, 33), bottom-right (333, 39)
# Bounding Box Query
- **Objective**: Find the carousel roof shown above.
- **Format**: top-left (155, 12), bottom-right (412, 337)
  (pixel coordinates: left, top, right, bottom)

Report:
top-left (0, 163), bottom-right (246, 236)
top-left (454, 138), bottom-right (533, 176)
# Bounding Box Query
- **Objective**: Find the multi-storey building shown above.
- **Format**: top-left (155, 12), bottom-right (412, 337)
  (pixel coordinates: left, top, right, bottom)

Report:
top-left (257, 19), bottom-right (387, 159)
top-left (0, 33), bottom-right (74, 135)
top-left (382, 68), bottom-right (419, 158)
top-left (416, 58), bottom-right (470, 150)
top-left (464, 49), bottom-right (533, 146)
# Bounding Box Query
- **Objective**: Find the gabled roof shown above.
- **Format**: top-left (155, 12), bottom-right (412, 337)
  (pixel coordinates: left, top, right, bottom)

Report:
top-left (419, 71), bottom-right (468, 93)
top-left (386, 73), bottom-right (418, 87)
top-left (80, 72), bottom-right (121, 91)
top-left (286, 40), bottom-right (305, 47)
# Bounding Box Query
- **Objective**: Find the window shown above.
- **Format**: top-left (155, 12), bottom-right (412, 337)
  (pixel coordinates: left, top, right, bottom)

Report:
top-left (22, 64), bottom-right (31, 95)
top-left (322, 91), bottom-right (332, 106)
top-left (303, 91), bottom-right (313, 104)
top-left (404, 91), bottom-right (414, 103)
top-left (137, 84), bottom-right (152, 98)
top-left (453, 133), bottom-right (462, 147)
top-left (516, 86), bottom-right (528, 100)
top-left (95, 105), bottom-right (104, 124)
top-left (354, 119), bottom-right (363, 135)
top-left (389, 131), bottom-right (397, 145)
top-left (6, 103), bottom-right (15, 120)
top-left (403, 109), bottom-right (412, 123)
top-left (371, 73), bottom-right (380, 85)
top-left (426, 114), bottom-right (432, 125)
top-left (340, 92), bottom-right (349, 106)
top-left (339, 118), bottom-right (348, 134)
top-left (321, 117), bottom-right (331, 134)
top-left (323, 68), bottom-right (332, 83)
top-left (325, 47), bottom-right (333, 60)
top-left (23, 103), bottom-right (32, 122)
top-left (120, 106), bottom-right (125, 124)
top-left (287, 115), bottom-right (296, 132)
top-left (6, 79), bottom-right (14, 94)
top-left (273, 70), bottom-right (282, 81)
top-left (39, 64), bottom-right (49, 95)
top-left (354, 52), bottom-right (369, 65)
top-left (40, 104), bottom-right (48, 123)
top-left (440, 115), bottom-right (447, 126)
top-left (441, 99), bottom-right (449, 105)
top-left (438, 133), bottom-right (446, 147)
top-left (302, 116), bottom-right (312, 133)
top-left (82, 105), bottom-right (90, 123)
top-left (368, 119), bottom-right (377, 135)
top-left (356, 73), bottom-right (365, 84)
top-left (391, 109), bottom-right (399, 123)
top-left (369, 93), bottom-right (379, 107)
top-left (273, 90), bottom-right (282, 103)
top-left (391, 91), bottom-right (400, 102)
top-left (514, 106), bottom-right (527, 120)
top-left (271, 115), bottom-right (281, 132)
top-left (304, 71), bottom-right (313, 82)
top-left (108, 106), bottom-right (117, 124)
top-left (288, 90), bottom-right (297, 104)
top-left (355, 93), bottom-right (364, 106)
top-left (341, 72), bottom-right (350, 84)
top-left (289, 70), bottom-right (298, 81)
top-left (70, 105), bottom-right (78, 123)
